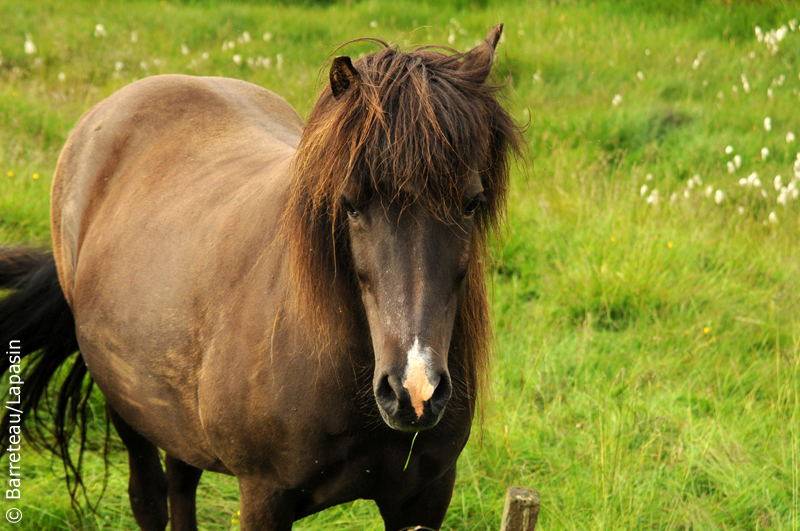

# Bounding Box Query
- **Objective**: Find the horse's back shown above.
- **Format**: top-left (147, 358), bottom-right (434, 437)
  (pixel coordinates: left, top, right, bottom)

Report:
top-left (52, 74), bottom-right (303, 301)
top-left (50, 75), bottom-right (303, 469)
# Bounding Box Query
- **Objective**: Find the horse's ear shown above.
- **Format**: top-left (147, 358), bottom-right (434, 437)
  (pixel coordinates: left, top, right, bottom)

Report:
top-left (461, 24), bottom-right (503, 82)
top-left (330, 56), bottom-right (361, 100)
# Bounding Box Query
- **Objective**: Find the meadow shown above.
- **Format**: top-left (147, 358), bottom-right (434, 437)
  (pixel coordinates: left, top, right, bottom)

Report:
top-left (0, 0), bottom-right (799, 529)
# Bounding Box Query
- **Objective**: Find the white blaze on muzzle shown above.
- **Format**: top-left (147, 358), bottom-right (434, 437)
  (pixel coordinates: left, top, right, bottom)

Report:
top-left (403, 337), bottom-right (435, 418)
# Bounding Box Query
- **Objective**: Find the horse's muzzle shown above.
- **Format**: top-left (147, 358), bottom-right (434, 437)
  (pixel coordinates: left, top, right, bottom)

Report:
top-left (374, 370), bottom-right (452, 431)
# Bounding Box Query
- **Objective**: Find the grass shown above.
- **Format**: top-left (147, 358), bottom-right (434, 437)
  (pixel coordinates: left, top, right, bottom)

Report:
top-left (1, 0), bottom-right (799, 529)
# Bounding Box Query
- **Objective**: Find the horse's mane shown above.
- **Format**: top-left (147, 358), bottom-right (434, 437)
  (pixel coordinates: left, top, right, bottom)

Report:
top-left (280, 35), bottom-right (522, 405)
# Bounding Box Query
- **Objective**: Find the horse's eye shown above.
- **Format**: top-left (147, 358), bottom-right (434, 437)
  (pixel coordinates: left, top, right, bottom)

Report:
top-left (342, 199), bottom-right (359, 218)
top-left (463, 193), bottom-right (485, 217)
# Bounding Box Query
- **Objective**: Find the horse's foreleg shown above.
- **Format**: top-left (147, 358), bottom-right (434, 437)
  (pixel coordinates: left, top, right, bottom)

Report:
top-left (165, 453), bottom-right (203, 531)
top-left (108, 406), bottom-right (169, 531)
top-left (237, 476), bottom-right (295, 531)
top-left (375, 465), bottom-right (457, 531)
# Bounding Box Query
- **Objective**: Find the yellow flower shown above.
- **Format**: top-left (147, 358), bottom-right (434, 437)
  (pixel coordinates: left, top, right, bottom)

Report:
top-left (668, 242), bottom-right (673, 249)
top-left (611, 237), bottom-right (616, 242)
top-left (7, 171), bottom-right (13, 177)
top-left (704, 327), bottom-right (710, 334)
top-left (32, 173), bottom-right (39, 179)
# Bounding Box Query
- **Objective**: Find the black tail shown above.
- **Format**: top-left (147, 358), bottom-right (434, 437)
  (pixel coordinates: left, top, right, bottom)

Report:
top-left (0, 247), bottom-right (102, 506)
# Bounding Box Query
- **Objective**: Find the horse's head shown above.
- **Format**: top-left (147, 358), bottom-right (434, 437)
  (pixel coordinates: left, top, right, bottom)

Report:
top-left (287, 24), bottom-right (520, 432)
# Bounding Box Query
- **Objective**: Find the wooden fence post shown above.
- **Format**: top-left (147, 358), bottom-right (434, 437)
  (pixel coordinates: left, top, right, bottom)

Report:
top-left (499, 486), bottom-right (540, 531)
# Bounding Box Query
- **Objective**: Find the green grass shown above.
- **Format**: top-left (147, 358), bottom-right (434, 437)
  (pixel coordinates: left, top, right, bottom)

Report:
top-left (1, 0), bottom-right (799, 529)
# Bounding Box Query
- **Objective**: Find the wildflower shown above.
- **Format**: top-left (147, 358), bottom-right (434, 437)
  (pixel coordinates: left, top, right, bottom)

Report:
top-left (725, 145), bottom-right (734, 154)
top-left (140, 61), bottom-right (148, 70)
top-left (181, 44), bottom-right (190, 55)
top-left (738, 206), bottom-right (745, 215)
top-left (24, 38), bottom-right (36, 55)
top-left (764, 117), bottom-right (772, 131)
top-left (788, 132), bottom-right (796, 143)
top-left (640, 184), bottom-right (649, 197)
top-left (762, 189), bottom-right (768, 198)
top-left (761, 147), bottom-right (769, 160)
top-left (747, 172), bottom-right (759, 185)
top-left (742, 74), bottom-right (750, 93)
top-left (533, 70), bottom-right (542, 84)
top-left (704, 327), bottom-right (710, 334)
top-left (727, 161), bottom-right (736, 174)
top-left (668, 241), bottom-right (673, 249)
top-left (202, 52), bottom-right (209, 60)
top-left (775, 175), bottom-right (783, 190)
top-left (646, 173), bottom-right (653, 181)
top-left (263, 32), bottom-right (272, 42)
top-left (670, 192), bottom-right (678, 202)
top-left (58, 72), bottom-right (65, 81)
top-left (769, 211), bottom-right (778, 223)
top-left (739, 177), bottom-right (748, 186)
top-left (714, 189), bottom-right (724, 204)
top-left (693, 174), bottom-right (703, 186)
top-left (115, 61), bottom-right (123, 72)
top-left (131, 31), bottom-right (138, 43)
top-left (756, 26), bottom-right (764, 42)
top-left (637, 71), bottom-right (644, 80)
top-left (276, 53), bottom-right (284, 69)
top-left (95, 24), bottom-right (107, 37)
top-left (705, 185), bottom-right (714, 197)
top-left (242, 31), bottom-right (251, 43)
top-left (6, 171), bottom-right (12, 177)
top-left (687, 178), bottom-right (695, 189)
top-left (734, 154), bottom-right (742, 168)
top-left (768, 88), bottom-right (774, 99)
top-left (684, 189), bottom-right (690, 198)
top-left (778, 188), bottom-right (789, 205)
top-left (645, 49), bottom-right (650, 55)
top-left (612, 94), bottom-right (622, 106)
top-left (448, 31), bottom-right (456, 45)
top-left (233, 54), bottom-right (242, 65)
top-left (370, 20), bottom-right (378, 28)
top-left (32, 173), bottom-right (39, 180)
top-left (646, 189), bottom-right (660, 204)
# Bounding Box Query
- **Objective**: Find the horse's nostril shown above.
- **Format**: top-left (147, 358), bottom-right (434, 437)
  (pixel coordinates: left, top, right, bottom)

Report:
top-left (376, 373), bottom-right (400, 415)
top-left (429, 372), bottom-right (452, 413)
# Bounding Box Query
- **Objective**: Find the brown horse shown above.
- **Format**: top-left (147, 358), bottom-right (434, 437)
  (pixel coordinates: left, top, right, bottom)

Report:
top-left (0, 25), bottom-right (520, 530)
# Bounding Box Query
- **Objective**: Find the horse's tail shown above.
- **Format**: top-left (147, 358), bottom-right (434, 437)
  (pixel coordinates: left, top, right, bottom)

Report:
top-left (0, 247), bottom-right (101, 504)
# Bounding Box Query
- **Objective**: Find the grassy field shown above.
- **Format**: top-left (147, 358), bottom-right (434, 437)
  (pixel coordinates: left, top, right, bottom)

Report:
top-left (1, 0), bottom-right (799, 529)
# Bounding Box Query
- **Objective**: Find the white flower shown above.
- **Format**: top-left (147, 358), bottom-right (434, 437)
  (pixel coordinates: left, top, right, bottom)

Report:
top-left (24, 38), bottom-right (36, 55)
top-left (370, 20), bottom-right (378, 28)
top-left (738, 206), bottom-right (745, 215)
top-left (233, 54), bottom-right (242, 65)
top-left (646, 189), bottom-right (660, 204)
top-left (727, 161), bottom-right (736, 173)
top-left (739, 178), bottom-right (747, 186)
top-left (640, 184), bottom-right (649, 197)
top-left (742, 74), bottom-right (750, 93)
top-left (715, 189), bottom-right (725, 204)
top-left (139, 60), bottom-right (148, 70)
top-left (646, 173), bottom-right (653, 181)
top-left (747, 172), bottom-right (759, 185)
top-left (705, 185), bottom-right (714, 197)
top-left (764, 117), bottom-right (772, 131)
top-left (276, 53), bottom-right (284, 69)
top-left (734, 154), bottom-right (742, 168)
top-left (114, 61), bottom-right (123, 72)
top-left (242, 31), bottom-right (251, 43)
top-left (693, 174), bottom-right (703, 186)
top-left (684, 189), bottom-right (691, 198)
top-left (95, 24), bottom-right (107, 38)
top-left (57, 72), bottom-right (65, 81)
top-left (768, 88), bottom-right (774, 99)
top-left (263, 32), bottom-right (272, 42)
top-left (687, 178), bottom-right (695, 189)
top-left (637, 71), bottom-right (644, 80)
top-left (775, 175), bottom-right (783, 190)
top-left (181, 44), bottom-right (190, 55)
top-left (670, 192), bottom-right (678, 202)
top-left (762, 147), bottom-right (770, 160)
top-left (787, 132), bottom-right (796, 143)
top-left (131, 31), bottom-right (138, 43)
top-left (725, 145), bottom-right (734, 154)
top-left (754, 177), bottom-right (762, 187)
top-left (645, 49), bottom-right (650, 55)
top-left (778, 189), bottom-right (789, 205)
top-left (202, 52), bottom-right (209, 60)
top-left (448, 31), bottom-right (456, 45)
top-left (756, 26), bottom-right (764, 42)
top-left (769, 211), bottom-right (778, 224)
top-left (762, 189), bottom-right (768, 198)
top-left (612, 94), bottom-right (622, 106)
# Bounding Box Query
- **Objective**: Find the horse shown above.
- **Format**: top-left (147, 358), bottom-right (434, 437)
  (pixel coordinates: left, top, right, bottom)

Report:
top-left (0, 24), bottom-right (521, 530)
